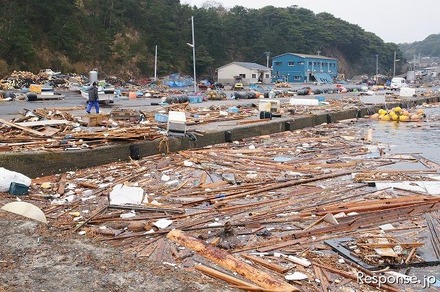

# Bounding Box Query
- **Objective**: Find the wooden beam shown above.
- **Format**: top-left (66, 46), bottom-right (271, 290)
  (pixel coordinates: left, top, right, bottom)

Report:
top-left (241, 254), bottom-right (291, 274)
top-left (167, 229), bottom-right (298, 292)
top-left (292, 200), bottom-right (440, 239)
top-left (195, 264), bottom-right (262, 290)
top-left (16, 119), bottom-right (70, 127)
top-left (313, 262), bottom-right (399, 292)
top-left (57, 173), bottom-right (67, 195)
top-left (0, 117), bottom-right (47, 137)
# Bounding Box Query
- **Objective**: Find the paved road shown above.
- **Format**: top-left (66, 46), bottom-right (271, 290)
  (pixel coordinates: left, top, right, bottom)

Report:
top-left (1, 83), bottom-right (432, 121)
top-left (0, 83), bottom-right (359, 119)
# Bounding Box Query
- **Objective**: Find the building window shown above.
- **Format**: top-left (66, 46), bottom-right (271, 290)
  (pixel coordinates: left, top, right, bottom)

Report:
top-left (298, 61), bottom-right (304, 65)
top-left (294, 76), bottom-right (301, 80)
top-left (274, 61), bottom-right (282, 66)
top-left (252, 74), bottom-right (257, 78)
top-left (265, 74), bottom-right (269, 78)
top-left (288, 62), bottom-right (295, 66)
top-left (309, 62), bottom-right (312, 66)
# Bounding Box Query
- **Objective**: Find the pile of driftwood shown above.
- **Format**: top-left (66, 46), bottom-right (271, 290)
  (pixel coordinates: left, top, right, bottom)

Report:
top-left (2, 119), bottom-right (440, 291)
top-left (0, 107), bottom-right (165, 152)
top-left (0, 102), bottom-right (275, 152)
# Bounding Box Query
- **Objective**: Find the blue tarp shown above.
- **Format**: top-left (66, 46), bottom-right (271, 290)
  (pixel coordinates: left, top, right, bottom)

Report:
top-left (163, 73), bottom-right (194, 87)
top-left (313, 73), bottom-right (333, 84)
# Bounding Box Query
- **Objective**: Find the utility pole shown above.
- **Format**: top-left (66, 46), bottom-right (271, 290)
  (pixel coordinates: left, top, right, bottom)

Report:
top-left (191, 16), bottom-right (196, 93)
top-left (265, 52), bottom-right (270, 68)
top-left (393, 51), bottom-right (400, 77)
top-left (375, 54), bottom-right (379, 76)
top-left (154, 45), bottom-right (158, 81)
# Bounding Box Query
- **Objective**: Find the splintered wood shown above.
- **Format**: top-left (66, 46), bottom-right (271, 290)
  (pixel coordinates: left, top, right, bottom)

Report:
top-left (0, 104), bottom-right (256, 152)
top-left (2, 121), bottom-right (440, 291)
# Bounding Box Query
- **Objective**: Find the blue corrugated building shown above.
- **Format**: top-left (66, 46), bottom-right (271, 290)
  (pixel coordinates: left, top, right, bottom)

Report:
top-left (271, 53), bottom-right (338, 83)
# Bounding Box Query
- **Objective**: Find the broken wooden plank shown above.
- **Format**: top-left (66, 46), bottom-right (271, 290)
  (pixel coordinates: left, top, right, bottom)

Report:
top-left (167, 229), bottom-right (298, 291)
top-left (0, 117), bottom-right (48, 137)
top-left (405, 247), bottom-right (417, 264)
top-left (195, 264), bottom-right (262, 290)
top-left (357, 242), bottom-right (424, 249)
top-left (77, 181), bottom-right (101, 189)
top-left (57, 173), bottom-right (67, 195)
top-left (293, 200), bottom-right (440, 239)
top-left (313, 261), bottom-right (399, 292)
top-left (241, 254), bottom-right (291, 274)
top-left (16, 119), bottom-right (70, 127)
top-left (313, 266), bottom-right (330, 292)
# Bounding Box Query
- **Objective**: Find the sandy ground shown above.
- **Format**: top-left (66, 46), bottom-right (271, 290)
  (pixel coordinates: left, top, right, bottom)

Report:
top-left (0, 211), bottom-right (234, 292)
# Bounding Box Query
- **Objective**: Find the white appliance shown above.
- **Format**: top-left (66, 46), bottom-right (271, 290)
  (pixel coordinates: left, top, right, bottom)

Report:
top-left (167, 111), bottom-right (186, 136)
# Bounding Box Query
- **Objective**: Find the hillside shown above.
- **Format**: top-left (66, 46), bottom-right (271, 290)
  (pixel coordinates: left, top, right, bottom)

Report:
top-left (399, 33), bottom-right (440, 60)
top-left (0, 1), bottom-right (402, 79)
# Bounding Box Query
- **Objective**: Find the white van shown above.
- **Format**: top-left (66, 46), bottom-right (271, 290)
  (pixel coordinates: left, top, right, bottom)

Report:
top-left (390, 77), bottom-right (408, 90)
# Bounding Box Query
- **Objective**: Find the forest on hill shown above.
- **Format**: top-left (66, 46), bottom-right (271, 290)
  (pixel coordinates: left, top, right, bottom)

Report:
top-left (399, 34), bottom-right (440, 61)
top-left (0, 0), bottom-right (403, 80)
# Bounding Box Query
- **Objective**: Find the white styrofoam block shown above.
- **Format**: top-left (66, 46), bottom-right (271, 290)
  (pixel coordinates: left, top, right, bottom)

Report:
top-left (359, 95), bottom-right (386, 104)
top-left (109, 184), bottom-right (144, 205)
top-left (290, 98), bottom-right (319, 106)
top-left (168, 111), bottom-right (186, 123)
top-left (400, 87), bottom-right (416, 97)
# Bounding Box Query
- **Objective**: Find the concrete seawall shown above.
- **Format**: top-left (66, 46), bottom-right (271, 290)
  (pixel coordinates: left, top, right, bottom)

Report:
top-left (2, 96), bottom-right (439, 178)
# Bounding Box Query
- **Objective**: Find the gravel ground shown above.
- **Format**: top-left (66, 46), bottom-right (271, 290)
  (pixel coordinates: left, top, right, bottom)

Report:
top-left (0, 211), bottom-right (235, 292)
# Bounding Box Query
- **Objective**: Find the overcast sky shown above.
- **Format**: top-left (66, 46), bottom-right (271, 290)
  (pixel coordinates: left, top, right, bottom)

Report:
top-left (182, 0), bottom-right (440, 43)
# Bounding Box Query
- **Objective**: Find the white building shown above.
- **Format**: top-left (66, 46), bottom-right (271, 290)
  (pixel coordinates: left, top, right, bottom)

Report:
top-left (216, 62), bottom-right (271, 85)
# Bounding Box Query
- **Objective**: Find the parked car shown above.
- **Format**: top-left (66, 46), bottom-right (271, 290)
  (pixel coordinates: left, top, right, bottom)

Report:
top-left (81, 82), bottom-right (115, 105)
top-left (232, 82), bottom-right (244, 90)
top-left (39, 69), bottom-right (61, 76)
top-left (198, 82), bottom-right (224, 90)
top-left (390, 77), bottom-right (408, 90)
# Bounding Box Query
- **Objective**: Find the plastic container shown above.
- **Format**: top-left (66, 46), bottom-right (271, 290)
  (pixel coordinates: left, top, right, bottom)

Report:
top-left (228, 106), bottom-right (239, 113)
top-left (315, 96), bottom-right (326, 102)
top-left (89, 70), bottom-right (98, 84)
top-left (29, 84), bottom-right (42, 93)
top-left (8, 182), bottom-right (29, 196)
top-left (188, 96), bottom-right (200, 103)
top-left (154, 113), bottom-right (168, 123)
top-left (259, 111), bottom-right (272, 120)
top-left (189, 96), bottom-right (202, 103)
top-left (128, 92), bottom-right (137, 99)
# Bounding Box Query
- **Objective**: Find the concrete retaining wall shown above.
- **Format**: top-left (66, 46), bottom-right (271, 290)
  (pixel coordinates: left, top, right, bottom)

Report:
top-left (2, 95), bottom-right (438, 178)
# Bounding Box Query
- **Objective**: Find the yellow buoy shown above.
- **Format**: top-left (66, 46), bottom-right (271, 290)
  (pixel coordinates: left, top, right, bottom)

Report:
top-left (393, 106), bottom-right (402, 113)
top-left (399, 115), bottom-right (410, 122)
top-left (378, 109), bottom-right (386, 115)
top-left (382, 114), bottom-right (391, 121)
top-left (391, 114), bottom-right (399, 121)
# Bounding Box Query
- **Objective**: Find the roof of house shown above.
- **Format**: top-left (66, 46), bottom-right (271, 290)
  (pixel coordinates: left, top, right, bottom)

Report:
top-left (217, 62), bottom-right (270, 71)
top-left (273, 53), bottom-right (337, 61)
